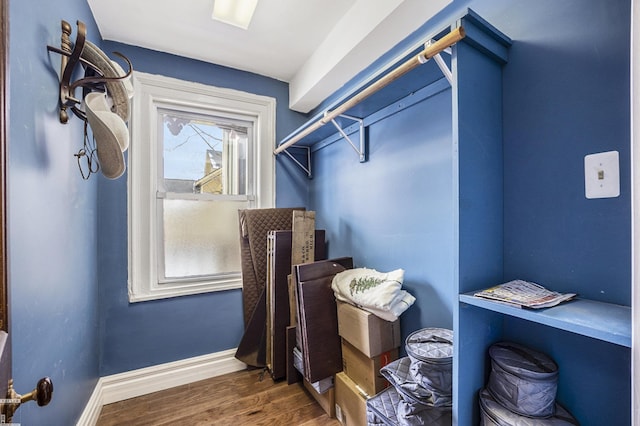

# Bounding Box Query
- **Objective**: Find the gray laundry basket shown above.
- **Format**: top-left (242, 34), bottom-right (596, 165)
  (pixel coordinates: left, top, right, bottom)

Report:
top-left (367, 387), bottom-right (400, 426)
top-left (479, 388), bottom-right (579, 425)
top-left (381, 357), bottom-right (452, 408)
top-left (395, 395), bottom-right (452, 426)
top-left (487, 342), bottom-right (559, 418)
top-left (405, 328), bottom-right (453, 396)
top-left (367, 386), bottom-right (452, 426)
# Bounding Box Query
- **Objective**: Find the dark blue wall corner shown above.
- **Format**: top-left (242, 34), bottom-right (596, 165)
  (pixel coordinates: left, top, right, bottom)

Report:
top-left (96, 42), bottom-right (309, 375)
top-left (305, 0), bottom-right (631, 422)
top-left (97, 168), bottom-right (246, 373)
top-left (6, 0), bottom-right (633, 423)
top-left (499, 0), bottom-right (631, 304)
top-left (9, 0), bottom-right (101, 424)
top-left (310, 89), bottom-right (456, 338)
top-left (308, 0), bottom-right (632, 331)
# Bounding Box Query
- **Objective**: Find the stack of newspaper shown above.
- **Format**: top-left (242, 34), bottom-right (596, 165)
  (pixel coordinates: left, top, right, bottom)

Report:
top-left (473, 280), bottom-right (576, 309)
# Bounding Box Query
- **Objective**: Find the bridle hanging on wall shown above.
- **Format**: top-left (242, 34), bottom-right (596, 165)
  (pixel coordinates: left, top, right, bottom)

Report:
top-left (46, 20), bottom-right (133, 180)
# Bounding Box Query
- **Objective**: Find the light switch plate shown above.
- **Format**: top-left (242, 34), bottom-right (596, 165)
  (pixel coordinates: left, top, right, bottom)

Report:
top-left (584, 151), bottom-right (619, 199)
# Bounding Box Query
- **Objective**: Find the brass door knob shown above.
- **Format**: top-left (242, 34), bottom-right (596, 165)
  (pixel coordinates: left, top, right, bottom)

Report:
top-left (21, 377), bottom-right (54, 406)
top-left (2, 377), bottom-right (53, 421)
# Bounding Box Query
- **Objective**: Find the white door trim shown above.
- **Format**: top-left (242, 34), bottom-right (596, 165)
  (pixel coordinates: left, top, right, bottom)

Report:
top-left (631, 1), bottom-right (639, 425)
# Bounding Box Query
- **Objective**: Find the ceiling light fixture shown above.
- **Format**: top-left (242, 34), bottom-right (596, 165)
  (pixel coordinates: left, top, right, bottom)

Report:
top-left (211, 0), bottom-right (259, 30)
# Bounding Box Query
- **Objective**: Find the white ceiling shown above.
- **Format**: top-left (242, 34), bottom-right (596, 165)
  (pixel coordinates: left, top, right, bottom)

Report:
top-left (87, 0), bottom-right (451, 113)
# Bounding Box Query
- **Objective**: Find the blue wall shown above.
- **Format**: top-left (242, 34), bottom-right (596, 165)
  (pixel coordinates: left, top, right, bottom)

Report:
top-left (311, 89), bottom-right (456, 333)
top-left (303, 0), bottom-right (631, 423)
top-left (483, 2), bottom-right (631, 422)
top-left (6, 0), bottom-right (632, 424)
top-left (500, 1), bottom-right (631, 422)
top-left (9, 0), bottom-right (101, 424)
top-left (8, 1), bottom-right (309, 423)
top-left (97, 42), bottom-right (308, 375)
top-left (499, 0), bottom-right (631, 303)
top-left (310, 0), bottom-right (628, 335)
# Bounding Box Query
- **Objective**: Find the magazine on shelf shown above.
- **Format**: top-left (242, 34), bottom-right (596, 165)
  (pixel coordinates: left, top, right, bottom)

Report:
top-left (473, 280), bottom-right (576, 309)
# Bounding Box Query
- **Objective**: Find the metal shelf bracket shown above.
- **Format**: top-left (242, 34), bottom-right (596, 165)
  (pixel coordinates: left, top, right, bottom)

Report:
top-left (282, 146), bottom-right (312, 179)
top-left (328, 113), bottom-right (366, 163)
top-left (423, 41), bottom-right (453, 85)
top-left (273, 27), bottom-right (466, 178)
top-left (279, 113), bottom-right (365, 178)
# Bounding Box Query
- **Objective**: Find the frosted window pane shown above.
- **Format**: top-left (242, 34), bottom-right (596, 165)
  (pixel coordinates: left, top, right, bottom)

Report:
top-left (162, 199), bottom-right (248, 279)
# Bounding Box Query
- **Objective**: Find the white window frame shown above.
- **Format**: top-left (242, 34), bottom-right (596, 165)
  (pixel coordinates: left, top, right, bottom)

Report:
top-left (128, 72), bottom-right (276, 303)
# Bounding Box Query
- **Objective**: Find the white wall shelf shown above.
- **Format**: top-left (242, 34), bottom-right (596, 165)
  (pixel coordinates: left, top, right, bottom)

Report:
top-left (460, 294), bottom-right (631, 347)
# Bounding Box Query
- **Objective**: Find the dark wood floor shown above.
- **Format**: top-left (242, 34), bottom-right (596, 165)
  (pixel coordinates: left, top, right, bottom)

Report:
top-left (96, 368), bottom-right (342, 426)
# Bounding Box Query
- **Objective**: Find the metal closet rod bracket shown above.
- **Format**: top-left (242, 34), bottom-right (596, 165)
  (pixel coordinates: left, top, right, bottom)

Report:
top-left (281, 146), bottom-right (312, 179)
top-left (273, 25), bottom-right (465, 175)
top-left (421, 41), bottom-right (453, 85)
top-left (327, 113), bottom-right (366, 163)
top-left (280, 113), bottom-right (365, 178)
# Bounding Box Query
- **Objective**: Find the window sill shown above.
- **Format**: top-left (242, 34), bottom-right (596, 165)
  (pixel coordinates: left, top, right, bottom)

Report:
top-left (128, 277), bottom-right (243, 303)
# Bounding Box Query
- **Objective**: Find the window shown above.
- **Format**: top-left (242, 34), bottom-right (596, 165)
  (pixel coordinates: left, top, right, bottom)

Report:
top-left (129, 72), bottom-right (275, 302)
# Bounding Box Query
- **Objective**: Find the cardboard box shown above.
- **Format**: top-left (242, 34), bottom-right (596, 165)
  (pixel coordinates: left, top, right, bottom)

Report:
top-left (304, 377), bottom-right (335, 418)
top-left (341, 338), bottom-right (398, 397)
top-left (335, 372), bottom-right (367, 426)
top-left (337, 302), bottom-right (401, 357)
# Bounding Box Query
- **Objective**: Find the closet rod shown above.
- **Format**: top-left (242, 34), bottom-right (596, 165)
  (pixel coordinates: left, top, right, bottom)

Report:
top-left (274, 26), bottom-right (466, 155)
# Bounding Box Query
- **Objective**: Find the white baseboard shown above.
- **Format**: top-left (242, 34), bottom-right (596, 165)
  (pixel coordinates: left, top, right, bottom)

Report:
top-left (76, 383), bottom-right (104, 426)
top-left (77, 348), bottom-right (246, 426)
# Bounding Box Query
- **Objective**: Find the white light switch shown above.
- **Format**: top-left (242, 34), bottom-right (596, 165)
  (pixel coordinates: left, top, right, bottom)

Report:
top-left (584, 151), bottom-right (620, 199)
